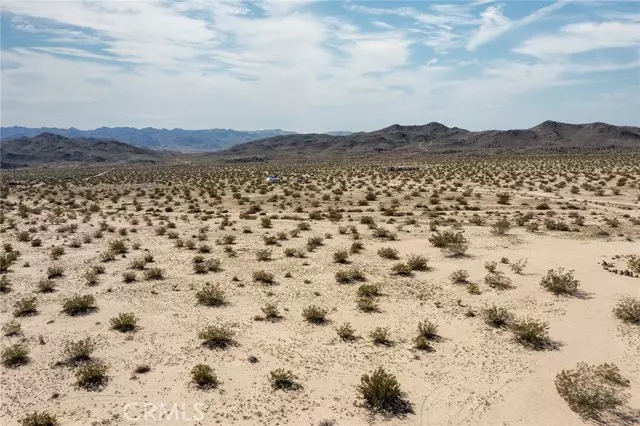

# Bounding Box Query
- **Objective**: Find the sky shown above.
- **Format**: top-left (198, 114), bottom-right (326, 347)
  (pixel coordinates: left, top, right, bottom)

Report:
top-left (1, 0), bottom-right (639, 132)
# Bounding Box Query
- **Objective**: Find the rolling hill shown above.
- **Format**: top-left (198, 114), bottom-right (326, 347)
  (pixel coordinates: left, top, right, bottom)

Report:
top-left (216, 121), bottom-right (640, 160)
top-left (0, 133), bottom-right (166, 168)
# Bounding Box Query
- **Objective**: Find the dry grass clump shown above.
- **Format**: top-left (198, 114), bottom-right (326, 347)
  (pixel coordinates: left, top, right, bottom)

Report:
top-left (46, 264), bottom-right (64, 278)
top-left (122, 271), bottom-right (137, 283)
top-left (261, 302), bottom-right (281, 320)
top-left (2, 320), bottom-right (22, 336)
top-left (144, 267), bottom-right (165, 280)
top-left (555, 362), bottom-right (630, 417)
top-left (613, 297), bottom-right (640, 324)
top-left (540, 268), bottom-right (580, 295)
top-left (253, 269), bottom-right (275, 284)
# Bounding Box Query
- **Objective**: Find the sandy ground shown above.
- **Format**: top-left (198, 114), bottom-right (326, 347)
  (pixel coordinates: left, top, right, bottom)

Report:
top-left (1, 158), bottom-right (639, 426)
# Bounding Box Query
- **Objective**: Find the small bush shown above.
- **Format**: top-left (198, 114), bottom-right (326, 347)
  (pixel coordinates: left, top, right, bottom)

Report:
top-left (64, 337), bottom-right (96, 363)
top-left (253, 270), bottom-right (275, 284)
top-left (198, 324), bottom-right (236, 348)
top-left (130, 258), bottom-right (146, 270)
top-left (555, 362), bottom-right (629, 417)
top-left (269, 368), bottom-right (299, 390)
top-left (302, 305), bottom-right (328, 324)
top-left (510, 258), bottom-right (527, 274)
top-left (84, 270), bottom-right (99, 286)
top-left (191, 364), bottom-right (219, 389)
top-left (377, 247), bottom-right (399, 260)
top-left (450, 269), bottom-right (469, 284)
top-left (76, 361), bottom-right (108, 390)
top-left (261, 302), bottom-right (281, 320)
top-left (256, 249), bottom-right (272, 261)
top-left (540, 268), bottom-right (580, 295)
top-left (47, 265), bottom-right (64, 278)
top-left (37, 278), bottom-right (56, 293)
top-left (336, 322), bottom-right (356, 341)
top-left (0, 276), bottom-right (12, 293)
top-left (406, 255), bottom-right (429, 271)
top-left (511, 318), bottom-right (550, 349)
top-left (484, 273), bottom-right (513, 290)
top-left (613, 297), bottom-right (640, 324)
top-left (14, 297), bottom-right (37, 317)
top-left (306, 236), bottom-right (324, 251)
top-left (467, 283), bottom-right (481, 294)
top-left (110, 312), bottom-right (138, 332)
top-left (357, 297), bottom-right (379, 312)
top-left (357, 283), bottom-right (381, 298)
top-left (20, 411), bottom-right (59, 426)
top-left (122, 271), bottom-right (137, 283)
top-left (144, 267), bottom-right (164, 280)
top-left (2, 320), bottom-right (22, 336)
top-left (484, 261), bottom-right (498, 273)
top-left (482, 305), bottom-right (513, 328)
top-left (49, 246), bottom-right (65, 260)
top-left (1, 343), bottom-right (29, 367)
top-left (391, 263), bottom-right (412, 276)
top-left (108, 239), bottom-right (128, 254)
top-left (490, 218), bottom-right (511, 235)
top-left (62, 294), bottom-right (97, 316)
top-left (335, 268), bottom-right (366, 283)
top-left (358, 368), bottom-right (405, 413)
top-left (196, 283), bottom-right (226, 306)
top-left (350, 241), bottom-right (364, 254)
top-left (333, 250), bottom-right (349, 263)
top-left (370, 327), bottom-right (391, 345)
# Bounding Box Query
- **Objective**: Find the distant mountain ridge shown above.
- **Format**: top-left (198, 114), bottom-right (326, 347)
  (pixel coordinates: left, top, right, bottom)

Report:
top-left (215, 120), bottom-right (640, 160)
top-left (0, 132), bottom-right (166, 168)
top-left (1, 126), bottom-right (298, 152)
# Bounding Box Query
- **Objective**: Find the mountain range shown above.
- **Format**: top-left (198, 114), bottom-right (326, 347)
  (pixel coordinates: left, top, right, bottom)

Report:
top-left (0, 126), bottom-right (299, 152)
top-left (1, 121), bottom-right (638, 168)
top-left (217, 120), bottom-right (640, 160)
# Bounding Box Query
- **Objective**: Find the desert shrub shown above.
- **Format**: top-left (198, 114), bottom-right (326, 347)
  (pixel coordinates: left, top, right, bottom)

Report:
top-left (467, 283), bottom-right (481, 294)
top-left (84, 270), bottom-right (99, 286)
top-left (205, 258), bottom-right (221, 272)
top-left (37, 278), bottom-right (56, 293)
top-left (47, 264), bottom-right (64, 278)
top-left (0, 275), bottom-right (11, 293)
top-left (414, 336), bottom-right (432, 351)
top-left (50, 246), bottom-right (65, 260)
top-left (262, 235), bottom-right (277, 245)
top-left (64, 337), bottom-right (96, 363)
top-left (372, 227), bottom-right (396, 240)
top-left (130, 258), bottom-right (146, 270)
top-left (335, 268), bottom-right (365, 283)
top-left (510, 258), bottom-right (528, 274)
top-left (357, 297), bottom-right (379, 312)
top-left (540, 268), bottom-right (579, 295)
top-left (482, 305), bottom-right (513, 328)
top-left (134, 364), bottom-right (151, 374)
top-left (357, 283), bottom-right (381, 298)
top-left (100, 250), bottom-right (116, 262)
top-left (417, 320), bottom-right (438, 340)
top-left (526, 222), bottom-right (539, 232)
top-left (1, 343), bottom-right (29, 367)
top-left (333, 250), bottom-right (349, 263)
top-left (511, 318), bottom-right (550, 349)
top-left (336, 322), bottom-right (356, 341)
top-left (30, 238), bottom-right (42, 247)
top-left (350, 241), bottom-right (364, 254)
top-left (302, 305), bottom-right (328, 324)
top-left (306, 236), bottom-right (324, 251)
top-left (269, 369), bottom-right (299, 390)
top-left (406, 255), bottom-right (429, 271)
top-left (108, 239), bottom-right (128, 254)
top-left (2, 320), bottom-right (22, 336)
top-left (14, 297), bottom-right (37, 317)
top-left (450, 269), bottom-right (469, 284)
top-left (198, 324), bottom-right (236, 348)
top-left (429, 230), bottom-right (469, 256)
top-left (191, 364), bottom-right (219, 389)
top-left (370, 327), bottom-right (391, 345)
top-left (377, 247), bottom-right (399, 260)
top-left (484, 273), bottom-right (513, 290)
top-left (613, 297), bottom-right (640, 324)
top-left (391, 263), bottom-right (412, 276)
top-left (110, 312), bottom-right (138, 332)
top-left (358, 368), bottom-right (405, 413)
top-left (555, 362), bottom-right (630, 417)
top-left (496, 192), bottom-right (511, 205)
top-left (20, 411), bottom-right (59, 426)
top-left (256, 249), bottom-right (272, 261)
top-left (144, 267), bottom-right (164, 280)
top-left (484, 261), bottom-right (498, 273)
top-left (92, 265), bottom-right (105, 275)
top-left (76, 361), bottom-right (108, 389)
top-left (0, 251), bottom-right (19, 273)
top-left (196, 283), bottom-right (226, 307)
top-left (261, 302), bottom-right (281, 320)
top-left (62, 294), bottom-right (96, 316)
top-left (122, 271), bottom-right (137, 283)
top-left (490, 218), bottom-right (511, 235)
top-left (627, 255), bottom-right (640, 274)
top-left (253, 269), bottom-right (275, 284)
top-left (198, 244), bottom-right (212, 253)
top-left (193, 262), bottom-right (208, 274)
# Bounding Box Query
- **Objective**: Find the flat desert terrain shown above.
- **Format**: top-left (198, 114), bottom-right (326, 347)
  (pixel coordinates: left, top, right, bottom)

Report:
top-left (1, 155), bottom-right (639, 426)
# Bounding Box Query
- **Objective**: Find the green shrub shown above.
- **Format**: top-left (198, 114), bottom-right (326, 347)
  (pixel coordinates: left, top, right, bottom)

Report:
top-left (37, 279), bottom-right (56, 293)
top-left (482, 305), bottom-right (513, 328)
top-left (20, 411), bottom-right (59, 426)
top-left (253, 270), bottom-right (275, 284)
top-left (407, 255), bottom-right (429, 271)
top-left (613, 297), bottom-right (640, 324)
top-left (357, 297), bottom-right (379, 312)
top-left (122, 271), bottom-right (137, 283)
top-left (144, 267), bottom-right (164, 280)
top-left (336, 322), bottom-right (356, 341)
top-left (14, 297), bottom-right (37, 317)
top-left (196, 283), bottom-right (226, 306)
top-left (370, 327), bottom-right (391, 345)
top-left (1, 343), bottom-right (29, 367)
top-left (335, 268), bottom-right (365, 283)
top-left (108, 239), bottom-right (128, 254)
top-left (358, 368), bottom-right (406, 413)
top-left (484, 273), bottom-right (513, 290)
top-left (511, 318), bottom-right (550, 349)
top-left (261, 302), bottom-right (281, 320)
top-left (62, 294), bottom-right (96, 316)
top-left (391, 263), bottom-right (412, 276)
top-left (333, 250), bottom-right (349, 263)
top-left (357, 284), bottom-right (381, 298)
top-left (76, 361), bottom-right (108, 390)
top-left (269, 368), bottom-right (299, 390)
top-left (198, 324), bottom-right (236, 348)
top-left (302, 305), bottom-right (328, 324)
top-left (555, 362), bottom-right (630, 417)
top-left (450, 269), bottom-right (469, 284)
top-left (47, 264), bottom-right (64, 278)
top-left (540, 268), bottom-right (580, 295)
top-left (377, 247), bottom-right (399, 260)
top-left (64, 337), bottom-right (96, 363)
top-left (110, 312), bottom-right (138, 332)
top-left (191, 364), bottom-right (218, 389)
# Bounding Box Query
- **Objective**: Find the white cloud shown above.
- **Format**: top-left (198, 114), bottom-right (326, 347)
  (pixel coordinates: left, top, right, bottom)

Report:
top-left (514, 21), bottom-right (640, 58)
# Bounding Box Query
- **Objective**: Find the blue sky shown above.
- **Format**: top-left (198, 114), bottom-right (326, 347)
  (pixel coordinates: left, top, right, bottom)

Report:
top-left (1, 0), bottom-right (639, 132)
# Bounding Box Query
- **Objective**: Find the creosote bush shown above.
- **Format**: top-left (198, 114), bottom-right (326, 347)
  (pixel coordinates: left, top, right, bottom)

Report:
top-left (64, 337), bottom-right (96, 363)
top-left (198, 323), bottom-right (236, 348)
top-left (20, 411), bottom-right (60, 426)
top-left (144, 267), bottom-right (165, 280)
top-left (613, 297), bottom-right (640, 324)
top-left (511, 318), bottom-right (550, 349)
top-left (336, 322), bottom-right (356, 341)
top-left (269, 368), bottom-right (299, 390)
top-left (370, 327), bottom-right (391, 345)
top-left (76, 361), bottom-right (108, 390)
top-left (110, 312), bottom-right (138, 332)
top-left (2, 343), bottom-right (29, 367)
top-left (335, 268), bottom-right (365, 283)
top-left (484, 272), bottom-right (513, 290)
top-left (253, 269), bottom-right (275, 284)
top-left (540, 268), bottom-right (580, 295)
top-left (14, 297), bottom-right (38, 317)
top-left (62, 294), bottom-right (97, 316)
top-left (406, 255), bottom-right (429, 271)
top-left (302, 305), bottom-right (328, 324)
top-left (377, 247), bottom-right (399, 260)
top-left (482, 305), bottom-right (513, 328)
top-left (358, 368), bottom-right (407, 413)
top-left (196, 283), bottom-right (226, 306)
top-left (555, 362), bottom-right (630, 417)
top-left (450, 269), bottom-right (469, 284)
top-left (191, 364), bottom-right (219, 389)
